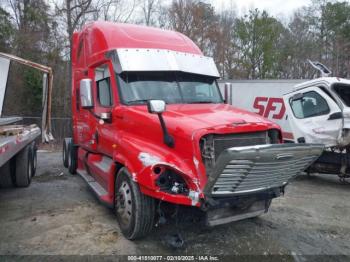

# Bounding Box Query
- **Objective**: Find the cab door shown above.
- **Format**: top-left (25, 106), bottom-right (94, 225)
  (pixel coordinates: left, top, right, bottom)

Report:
top-left (283, 86), bottom-right (342, 147)
top-left (92, 63), bottom-right (116, 157)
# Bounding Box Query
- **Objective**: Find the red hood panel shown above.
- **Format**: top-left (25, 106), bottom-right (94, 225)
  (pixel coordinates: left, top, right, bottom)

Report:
top-left (128, 103), bottom-right (278, 136)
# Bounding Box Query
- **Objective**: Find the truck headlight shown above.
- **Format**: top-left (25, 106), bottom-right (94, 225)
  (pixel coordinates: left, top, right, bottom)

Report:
top-left (153, 166), bottom-right (189, 195)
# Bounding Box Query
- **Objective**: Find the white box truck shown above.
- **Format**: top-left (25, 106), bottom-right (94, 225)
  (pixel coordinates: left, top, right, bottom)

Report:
top-left (220, 74), bottom-right (350, 179)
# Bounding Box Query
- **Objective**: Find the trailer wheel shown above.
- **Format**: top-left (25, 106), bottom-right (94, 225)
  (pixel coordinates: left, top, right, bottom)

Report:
top-left (67, 140), bottom-right (77, 174)
top-left (62, 138), bottom-right (70, 168)
top-left (15, 145), bottom-right (33, 187)
top-left (115, 168), bottom-right (155, 240)
top-left (0, 161), bottom-right (14, 188)
top-left (30, 141), bottom-right (37, 177)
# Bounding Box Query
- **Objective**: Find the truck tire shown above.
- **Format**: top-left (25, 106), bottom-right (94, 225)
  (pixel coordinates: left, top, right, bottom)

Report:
top-left (62, 138), bottom-right (70, 168)
top-left (0, 161), bottom-right (13, 188)
top-left (115, 168), bottom-right (155, 240)
top-left (15, 145), bottom-right (33, 187)
top-left (29, 141), bottom-right (37, 177)
top-left (67, 140), bottom-right (77, 174)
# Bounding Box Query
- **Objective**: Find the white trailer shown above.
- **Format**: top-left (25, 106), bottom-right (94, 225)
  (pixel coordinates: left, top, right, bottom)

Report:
top-left (219, 76), bottom-right (350, 179)
top-left (0, 53), bottom-right (53, 188)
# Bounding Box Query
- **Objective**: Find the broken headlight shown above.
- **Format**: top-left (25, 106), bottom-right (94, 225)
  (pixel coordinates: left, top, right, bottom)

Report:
top-left (153, 166), bottom-right (189, 195)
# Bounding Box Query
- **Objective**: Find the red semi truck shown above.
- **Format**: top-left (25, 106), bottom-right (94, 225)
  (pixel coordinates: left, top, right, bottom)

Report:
top-left (63, 22), bottom-right (324, 239)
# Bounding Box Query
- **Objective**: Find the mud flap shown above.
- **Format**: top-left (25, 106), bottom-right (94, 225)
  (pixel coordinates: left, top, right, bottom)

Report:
top-left (205, 200), bottom-right (268, 226)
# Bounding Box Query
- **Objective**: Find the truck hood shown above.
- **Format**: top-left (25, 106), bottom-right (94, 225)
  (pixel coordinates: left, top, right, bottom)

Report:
top-left (123, 103), bottom-right (279, 139)
top-left (163, 104), bottom-right (277, 133)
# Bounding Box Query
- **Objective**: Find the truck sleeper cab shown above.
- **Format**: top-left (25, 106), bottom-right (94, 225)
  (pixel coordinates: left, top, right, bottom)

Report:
top-left (63, 22), bottom-right (324, 239)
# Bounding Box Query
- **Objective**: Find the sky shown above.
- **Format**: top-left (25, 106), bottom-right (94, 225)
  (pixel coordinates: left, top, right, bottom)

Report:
top-left (210, 0), bottom-right (312, 18)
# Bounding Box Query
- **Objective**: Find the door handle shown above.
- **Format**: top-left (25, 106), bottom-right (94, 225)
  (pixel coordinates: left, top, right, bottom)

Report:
top-left (328, 112), bottom-right (342, 120)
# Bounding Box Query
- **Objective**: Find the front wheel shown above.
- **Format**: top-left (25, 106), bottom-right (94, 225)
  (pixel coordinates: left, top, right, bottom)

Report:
top-left (115, 168), bottom-right (155, 240)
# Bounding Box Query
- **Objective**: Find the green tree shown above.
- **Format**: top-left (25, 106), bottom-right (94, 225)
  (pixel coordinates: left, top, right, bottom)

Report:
top-left (0, 7), bottom-right (14, 52)
top-left (235, 9), bottom-right (284, 79)
top-left (9, 0), bottom-right (51, 62)
top-left (276, 10), bottom-right (320, 79)
top-left (234, 9), bottom-right (284, 79)
top-left (321, 1), bottom-right (350, 77)
top-left (2, 0), bottom-right (60, 116)
top-left (302, 0), bottom-right (350, 77)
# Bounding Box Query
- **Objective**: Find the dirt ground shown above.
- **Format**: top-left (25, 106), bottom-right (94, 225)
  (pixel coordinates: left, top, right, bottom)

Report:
top-left (0, 151), bottom-right (350, 259)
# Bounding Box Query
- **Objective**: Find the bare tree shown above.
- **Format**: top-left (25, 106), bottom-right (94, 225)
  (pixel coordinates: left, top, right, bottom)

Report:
top-left (58, 0), bottom-right (95, 54)
top-left (7, 0), bottom-right (52, 60)
top-left (141, 0), bottom-right (157, 26)
top-left (168, 0), bottom-right (194, 34)
top-left (94, 0), bottom-right (138, 23)
top-left (168, 0), bottom-right (219, 55)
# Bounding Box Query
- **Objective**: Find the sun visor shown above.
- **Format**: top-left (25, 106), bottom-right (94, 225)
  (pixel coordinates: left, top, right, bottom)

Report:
top-left (110, 48), bottom-right (220, 78)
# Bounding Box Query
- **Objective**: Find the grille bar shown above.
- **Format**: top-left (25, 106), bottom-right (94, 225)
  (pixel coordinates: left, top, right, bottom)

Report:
top-left (213, 132), bottom-right (267, 160)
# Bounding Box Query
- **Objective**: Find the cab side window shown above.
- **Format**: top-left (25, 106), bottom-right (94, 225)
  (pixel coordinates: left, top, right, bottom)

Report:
top-left (97, 78), bottom-right (112, 107)
top-left (95, 65), bottom-right (112, 107)
top-left (290, 91), bottom-right (330, 119)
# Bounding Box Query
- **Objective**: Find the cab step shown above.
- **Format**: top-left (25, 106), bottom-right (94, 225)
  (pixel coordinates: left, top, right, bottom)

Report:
top-left (93, 156), bottom-right (113, 173)
top-left (77, 168), bottom-right (113, 207)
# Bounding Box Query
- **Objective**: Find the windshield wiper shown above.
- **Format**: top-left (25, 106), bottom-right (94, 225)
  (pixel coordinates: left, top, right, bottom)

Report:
top-left (126, 99), bottom-right (149, 105)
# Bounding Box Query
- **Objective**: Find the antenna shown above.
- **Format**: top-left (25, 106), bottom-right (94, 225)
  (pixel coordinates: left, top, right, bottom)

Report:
top-left (308, 59), bottom-right (332, 77)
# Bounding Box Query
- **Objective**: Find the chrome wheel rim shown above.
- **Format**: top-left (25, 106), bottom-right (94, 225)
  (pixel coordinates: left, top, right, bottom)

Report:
top-left (116, 181), bottom-right (133, 227)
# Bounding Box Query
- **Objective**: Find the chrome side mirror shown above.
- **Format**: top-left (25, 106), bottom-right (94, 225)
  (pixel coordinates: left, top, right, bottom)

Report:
top-left (224, 82), bottom-right (232, 104)
top-left (80, 79), bottom-right (93, 108)
top-left (147, 100), bottom-right (166, 114)
top-left (147, 99), bottom-right (174, 148)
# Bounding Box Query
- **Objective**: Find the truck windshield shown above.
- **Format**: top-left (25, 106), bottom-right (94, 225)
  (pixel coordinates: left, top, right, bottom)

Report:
top-left (117, 72), bottom-right (223, 105)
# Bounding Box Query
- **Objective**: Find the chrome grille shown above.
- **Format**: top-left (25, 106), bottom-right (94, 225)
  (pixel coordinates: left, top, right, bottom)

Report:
top-left (203, 144), bottom-right (324, 197)
top-left (213, 156), bottom-right (316, 194)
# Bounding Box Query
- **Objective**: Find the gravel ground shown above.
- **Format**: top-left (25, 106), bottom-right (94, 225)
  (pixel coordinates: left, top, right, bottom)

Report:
top-left (0, 151), bottom-right (350, 259)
